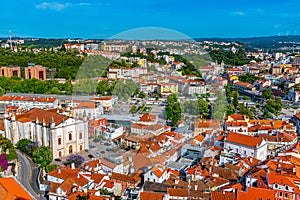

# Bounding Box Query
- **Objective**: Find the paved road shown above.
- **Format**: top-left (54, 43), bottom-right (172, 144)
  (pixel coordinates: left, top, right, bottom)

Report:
top-left (17, 151), bottom-right (45, 200)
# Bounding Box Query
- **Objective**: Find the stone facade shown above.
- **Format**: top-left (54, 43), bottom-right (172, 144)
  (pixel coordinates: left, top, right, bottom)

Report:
top-left (3, 108), bottom-right (89, 159)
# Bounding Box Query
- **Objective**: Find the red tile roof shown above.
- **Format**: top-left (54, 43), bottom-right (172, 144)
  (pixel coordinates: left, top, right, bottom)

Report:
top-left (167, 188), bottom-right (188, 197)
top-left (47, 166), bottom-right (89, 187)
top-left (90, 173), bottom-right (105, 183)
top-left (139, 114), bottom-right (157, 122)
top-left (0, 96), bottom-right (56, 103)
top-left (75, 101), bottom-right (97, 109)
top-left (0, 177), bottom-right (33, 200)
top-left (111, 172), bottom-right (141, 184)
top-left (211, 191), bottom-right (236, 200)
top-left (140, 191), bottom-right (164, 200)
top-left (237, 187), bottom-right (275, 200)
top-left (195, 119), bottom-right (220, 129)
top-left (0, 119), bottom-right (4, 131)
top-left (225, 132), bottom-right (264, 147)
top-left (16, 108), bottom-right (68, 126)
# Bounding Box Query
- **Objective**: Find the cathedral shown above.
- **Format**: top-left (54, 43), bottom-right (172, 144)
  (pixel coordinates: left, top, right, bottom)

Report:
top-left (3, 108), bottom-right (89, 159)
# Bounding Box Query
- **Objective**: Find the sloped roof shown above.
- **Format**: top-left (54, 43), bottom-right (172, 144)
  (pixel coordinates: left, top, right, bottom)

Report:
top-left (237, 187), bottom-right (275, 200)
top-left (140, 191), bottom-right (164, 200)
top-left (225, 132), bottom-right (264, 147)
top-left (0, 177), bottom-right (33, 200)
top-left (16, 108), bottom-right (69, 126)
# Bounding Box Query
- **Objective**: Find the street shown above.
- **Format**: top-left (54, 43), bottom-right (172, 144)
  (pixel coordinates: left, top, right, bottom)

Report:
top-left (17, 151), bottom-right (45, 200)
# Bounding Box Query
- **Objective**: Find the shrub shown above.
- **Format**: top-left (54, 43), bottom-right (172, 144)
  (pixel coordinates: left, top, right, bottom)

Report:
top-left (66, 154), bottom-right (85, 168)
top-left (16, 139), bottom-right (33, 154)
top-left (46, 164), bottom-right (58, 173)
top-left (32, 146), bottom-right (53, 168)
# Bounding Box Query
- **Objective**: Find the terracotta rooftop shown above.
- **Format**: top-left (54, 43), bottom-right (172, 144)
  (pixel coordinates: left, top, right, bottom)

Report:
top-left (75, 101), bottom-right (97, 109)
top-left (139, 113), bottom-right (157, 123)
top-left (0, 95), bottom-right (56, 103)
top-left (0, 177), bottom-right (33, 200)
top-left (140, 191), bottom-right (164, 200)
top-left (225, 132), bottom-right (264, 147)
top-left (15, 108), bottom-right (69, 126)
top-left (238, 187), bottom-right (275, 200)
top-left (167, 188), bottom-right (188, 197)
top-left (195, 119), bottom-right (220, 129)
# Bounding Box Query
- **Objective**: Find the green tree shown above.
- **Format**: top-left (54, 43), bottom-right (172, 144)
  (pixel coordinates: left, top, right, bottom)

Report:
top-left (138, 91), bottom-right (147, 99)
top-left (76, 194), bottom-right (90, 200)
top-left (99, 188), bottom-right (109, 195)
top-left (73, 79), bottom-right (98, 95)
top-left (45, 87), bottom-right (61, 95)
top-left (225, 85), bottom-right (232, 103)
top-left (262, 88), bottom-right (272, 100)
top-left (171, 102), bottom-right (182, 126)
top-left (226, 104), bottom-right (236, 115)
top-left (167, 93), bottom-right (178, 105)
top-left (198, 99), bottom-right (209, 118)
top-left (212, 91), bottom-right (226, 121)
top-left (32, 146), bottom-right (53, 168)
top-left (232, 89), bottom-right (239, 109)
top-left (239, 103), bottom-right (254, 118)
top-left (238, 73), bottom-right (257, 82)
top-left (165, 106), bottom-right (174, 120)
top-left (97, 80), bottom-right (110, 95)
top-left (130, 105), bottom-right (137, 114)
top-left (0, 135), bottom-right (17, 161)
top-left (112, 80), bottom-right (138, 101)
top-left (165, 94), bottom-right (182, 126)
top-left (16, 139), bottom-right (33, 155)
top-left (45, 164), bottom-right (58, 173)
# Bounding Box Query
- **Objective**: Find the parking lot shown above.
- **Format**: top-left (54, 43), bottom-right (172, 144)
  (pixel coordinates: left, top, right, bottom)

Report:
top-left (87, 138), bottom-right (125, 159)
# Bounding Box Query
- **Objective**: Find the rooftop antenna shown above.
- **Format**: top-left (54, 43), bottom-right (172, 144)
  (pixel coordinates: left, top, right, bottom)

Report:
top-left (9, 30), bottom-right (13, 50)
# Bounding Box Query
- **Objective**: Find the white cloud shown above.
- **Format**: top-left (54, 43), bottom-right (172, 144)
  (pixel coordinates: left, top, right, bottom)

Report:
top-left (78, 2), bottom-right (90, 6)
top-left (35, 2), bottom-right (91, 11)
top-left (35, 2), bottom-right (71, 11)
top-left (233, 11), bottom-right (245, 17)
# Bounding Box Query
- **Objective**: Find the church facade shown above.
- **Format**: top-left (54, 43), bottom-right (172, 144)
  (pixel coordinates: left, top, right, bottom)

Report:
top-left (3, 108), bottom-right (89, 159)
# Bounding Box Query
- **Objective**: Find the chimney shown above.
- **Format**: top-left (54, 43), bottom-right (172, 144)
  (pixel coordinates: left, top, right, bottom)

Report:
top-left (277, 164), bottom-right (281, 169)
top-left (71, 162), bottom-right (75, 169)
top-left (58, 168), bottom-right (61, 174)
top-left (77, 173), bottom-right (80, 178)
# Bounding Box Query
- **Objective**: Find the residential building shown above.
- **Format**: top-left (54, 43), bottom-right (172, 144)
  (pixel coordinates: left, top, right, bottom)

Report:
top-left (222, 132), bottom-right (268, 163)
top-left (73, 101), bottom-right (103, 119)
top-left (0, 66), bottom-right (21, 78)
top-left (25, 65), bottom-right (47, 80)
top-left (157, 83), bottom-right (178, 96)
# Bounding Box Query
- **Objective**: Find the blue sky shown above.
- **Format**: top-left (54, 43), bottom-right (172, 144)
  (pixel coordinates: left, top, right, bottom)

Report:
top-left (0, 0), bottom-right (300, 39)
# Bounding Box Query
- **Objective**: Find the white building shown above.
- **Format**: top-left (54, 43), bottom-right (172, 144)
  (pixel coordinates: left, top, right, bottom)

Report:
top-left (223, 132), bottom-right (268, 162)
top-left (0, 95), bottom-right (58, 109)
top-left (3, 108), bottom-right (89, 159)
top-left (144, 166), bottom-right (168, 183)
top-left (73, 101), bottom-right (103, 119)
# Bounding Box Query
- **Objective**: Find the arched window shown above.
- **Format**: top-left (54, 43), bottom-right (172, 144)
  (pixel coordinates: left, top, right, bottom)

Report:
top-left (79, 132), bottom-right (83, 140)
top-left (59, 151), bottom-right (62, 157)
top-left (80, 145), bottom-right (83, 151)
top-left (69, 132), bottom-right (72, 141)
top-left (69, 145), bottom-right (73, 154)
top-left (58, 138), bottom-right (61, 145)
